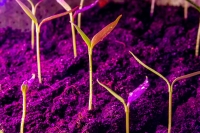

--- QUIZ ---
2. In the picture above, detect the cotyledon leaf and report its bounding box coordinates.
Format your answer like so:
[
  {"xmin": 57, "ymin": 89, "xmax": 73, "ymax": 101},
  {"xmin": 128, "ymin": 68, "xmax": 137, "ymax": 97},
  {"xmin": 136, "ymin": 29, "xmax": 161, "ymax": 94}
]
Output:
[
  {"xmin": 16, "ymin": 0, "xmax": 38, "ymax": 25},
  {"xmin": 91, "ymin": 14, "xmax": 122, "ymax": 49},
  {"xmin": 72, "ymin": 23, "xmax": 91, "ymax": 47},
  {"xmin": 97, "ymin": 79, "xmax": 126, "ymax": 105},
  {"xmin": 127, "ymin": 76, "xmax": 149, "ymax": 105},
  {"xmin": 39, "ymin": 7, "xmax": 78, "ymax": 28}
]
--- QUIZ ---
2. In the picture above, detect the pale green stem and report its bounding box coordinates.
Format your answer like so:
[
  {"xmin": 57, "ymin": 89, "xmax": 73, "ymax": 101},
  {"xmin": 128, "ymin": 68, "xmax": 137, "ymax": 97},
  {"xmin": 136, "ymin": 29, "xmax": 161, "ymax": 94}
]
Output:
[
  {"xmin": 88, "ymin": 48, "xmax": 93, "ymax": 110},
  {"xmin": 78, "ymin": 0, "xmax": 84, "ymax": 28},
  {"xmin": 20, "ymin": 91, "xmax": 26, "ymax": 133},
  {"xmin": 70, "ymin": 13, "xmax": 77, "ymax": 58},
  {"xmin": 36, "ymin": 26, "xmax": 42, "ymax": 83},
  {"xmin": 31, "ymin": 22, "xmax": 35, "ymax": 49},
  {"xmin": 168, "ymin": 86, "xmax": 172, "ymax": 133},
  {"xmin": 195, "ymin": 17, "xmax": 200, "ymax": 57},
  {"xmin": 125, "ymin": 105, "xmax": 130, "ymax": 133}
]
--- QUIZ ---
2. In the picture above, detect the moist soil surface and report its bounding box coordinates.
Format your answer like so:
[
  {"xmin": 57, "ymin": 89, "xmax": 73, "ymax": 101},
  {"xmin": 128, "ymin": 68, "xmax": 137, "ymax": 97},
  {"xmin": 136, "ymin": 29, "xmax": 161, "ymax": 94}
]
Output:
[{"xmin": 1, "ymin": 1, "xmax": 200, "ymax": 133}]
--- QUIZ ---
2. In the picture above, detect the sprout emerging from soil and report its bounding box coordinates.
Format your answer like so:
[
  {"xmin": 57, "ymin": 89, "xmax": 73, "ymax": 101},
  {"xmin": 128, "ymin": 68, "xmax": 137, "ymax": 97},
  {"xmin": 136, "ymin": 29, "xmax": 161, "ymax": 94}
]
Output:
[
  {"xmin": 186, "ymin": 0, "xmax": 200, "ymax": 56},
  {"xmin": 27, "ymin": 0, "xmax": 43, "ymax": 49},
  {"xmin": 16, "ymin": 0, "xmax": 77, "ymax": 83},
  {"xmin": 20, "ymin": 74, "xmax": 35, "ymax": 133},
  {"xmin": 57, "ymin": 0, "xmax": 78, "ymax": 58},
  {"xmin": 129, "ymin": 51, "xmax": 200, "ymax": 133},
  {"xmin": 72, "ymin": 15, "xmax": 122, "ymax": 110},
  {"xmin": 97, "ymin": 77, "xmax": 149, "ymax": 133}
]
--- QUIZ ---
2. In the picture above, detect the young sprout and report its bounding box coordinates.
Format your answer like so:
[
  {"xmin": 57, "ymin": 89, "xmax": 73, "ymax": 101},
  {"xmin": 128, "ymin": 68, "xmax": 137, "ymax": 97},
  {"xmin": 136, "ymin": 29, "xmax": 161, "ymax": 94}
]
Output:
[
  {"xmin": 27, "ymin": 0, "xmax": 43, "ymax": 49},
  {"xmin": 97, "ymin": 77, "xmax": 149, "ymax": 133},
  {"xmin": 186, "ymin": 0, "xmax": 200, "ymax": 57},
  {"xmin": 56, "ymin": 0, "xmax": 78, "ymax": 58},
  {"xmin": 129, "ymin": 51, "xmax": 200, "ymax": 133},
  {"xmin": 16, "ymin": 0, "xmax": 77, "ymax": 83},
  {"xmin": 72, "ymin": 15, "xmax": 122, "ymax": 110},
  {"xmin": 20, "ymin": 74, "xmax": 35, "ymax": 133}
]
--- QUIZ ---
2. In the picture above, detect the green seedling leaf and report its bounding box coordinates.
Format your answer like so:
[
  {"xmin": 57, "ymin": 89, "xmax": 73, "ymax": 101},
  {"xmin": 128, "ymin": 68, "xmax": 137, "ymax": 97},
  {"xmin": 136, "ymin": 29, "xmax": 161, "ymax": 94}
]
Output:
[
  {"xmin": 129, "ymin": 51, "xmax": 170, "ymax": 87},
  {"xmin": 97, "ymin": 79, "xmax": 126, "ymax": 105},
  {"xmin": 186, "ymin": 0, "xmax": 200, "ymax": 12},
  {"xmin": 16, "ymin": 0, "xmax": 38, "ymax": 25},
  {"xmin": 172, "ymin": 71, "xmax": 200, "ymax": 88},
  {"xmin": 57, "ymin": 0, "xmax": 71, "ymax": 10},
  {"xmin": 39, "ymin": 7, "xmax": 78, "ymax": 28},
  {"xmin": 91, "ymin": 14, "xmax": 122, "ymax": 48},
  {"xmin": 72, "ymin": 23, "xmax": 91, "ymax": 47}
]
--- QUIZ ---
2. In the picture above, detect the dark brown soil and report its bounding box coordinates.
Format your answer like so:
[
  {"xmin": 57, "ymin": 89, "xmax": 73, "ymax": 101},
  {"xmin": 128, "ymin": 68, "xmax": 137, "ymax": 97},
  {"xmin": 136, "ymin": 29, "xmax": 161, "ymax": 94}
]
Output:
[{"xmin": 0, "ymin": 1, "xmax": 200, "ymax": 133}]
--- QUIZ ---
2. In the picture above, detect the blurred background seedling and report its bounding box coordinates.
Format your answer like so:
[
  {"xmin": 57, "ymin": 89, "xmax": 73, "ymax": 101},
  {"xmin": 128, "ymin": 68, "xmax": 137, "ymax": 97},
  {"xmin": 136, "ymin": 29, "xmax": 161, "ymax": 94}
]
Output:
[
  {"xmin": 20, "ymin": 74, "xmax": 35, "ymax": 133},
  {"xmin": 150, "ymin": 0, "xmax": 189, "ymax": 19},
  {"xmin": 57, "ymin": 0, "xmax": 78, "ymax": 58},
  {"xmin": 16, "ymin": 0, "xmax": 77, "ymax": 83},
  {"xmin": 97, "ymin": 76, "xmax": 149, "ymax": 133},
  {"xmin": 27, "ymin": 0, "xmax": 43, "ymax": 49},
  {"xmin": 129, "ymin": 51, "xmax": 200, "ymax": 133},
  {"xmin": 72, "ymin": 14, "xmax": 122, "ymax": 110}
]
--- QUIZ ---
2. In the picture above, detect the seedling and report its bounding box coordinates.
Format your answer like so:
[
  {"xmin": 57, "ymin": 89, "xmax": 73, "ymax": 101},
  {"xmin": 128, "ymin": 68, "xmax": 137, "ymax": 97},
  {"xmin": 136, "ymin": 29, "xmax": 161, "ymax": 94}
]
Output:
[
  {"xmin": 16, "ymin": 0, "xmax": 77, "ymax": 83},
  {"xmin": 57, "ymin": 0, "xmax": 78, "ymax": 58},
  {"xmin": 129, "ymin": 51, "xmax": 200, "ymax": 133},
  {"xmin": 186, "ymin": 0, "xmax": 200, "ymax": 56},
  {"xmin": 97, "ymin": 76, "xmax": 149, "ymax": 133},
  {"xmin": 20, "ymin": 74, "xmax": 35, "ymax": 133},
  {"xmin": 72, "ymin": 15, "xmax": 122, "ymax": 110},
  {"xmin": 27, "ymin": 0, "xmax": 43, "ymax": 49}
]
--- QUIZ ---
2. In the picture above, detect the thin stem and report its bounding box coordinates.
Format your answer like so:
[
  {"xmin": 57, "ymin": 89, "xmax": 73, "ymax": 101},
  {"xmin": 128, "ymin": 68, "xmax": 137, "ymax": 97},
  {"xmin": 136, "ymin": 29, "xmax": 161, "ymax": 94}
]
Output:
[
  {"xmin": 36, "ymin": 26, "xmax": 42, "ymax": 83},
  {"xmin": 168, "ymin": 87, "xmax": 172, "ymax": 133},
  {"xmin": 78, "ymin": 0, "xmax": 84, "ymax": 28},
  {"xmin": 20, "ymin": 91, "xmax": 26, "ymax": 133},
  {"xmin": 70, "ymin": 13, "xmax": 77, "ymax": 58},
  {"xmin": 88, "ymin": 48, "xmax": 93, "ymax": 110},
  {"xmin": 125, "ymin": 105, "xmax": 130, "ymax": 133},
  {"xmin": 184, "ymin": 1, "xmax": 188, "ymax": 19},
  {"xmin": 195, "ymin": 17, "xmax": 200, "ymax": 57},
  {"xmin": 31, "ymin": 21, "xmax": 35, "ymax": 49}
]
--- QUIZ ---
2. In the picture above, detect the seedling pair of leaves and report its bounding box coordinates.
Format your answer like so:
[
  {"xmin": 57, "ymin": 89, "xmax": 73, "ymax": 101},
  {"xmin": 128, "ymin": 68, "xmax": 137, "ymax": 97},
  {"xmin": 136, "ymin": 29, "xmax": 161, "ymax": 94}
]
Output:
[
  {"xmin": 57, "ymin": 0, "xmax": 99, "ymax": 57},
  {"xmin": 129, "ymin": 51, "xmax": 200, "ymax": 133},
  {"xmin": 72, "ymin": 15, "xmax": 122, "ymax": 110},
  {"xmin": 97, "ymin": 76, "xmax": 149, "ymax": 133},
  {"xmin": 20, "ymin": 74, "xmax": 35, "ymax": 133},
  {"xmin": 16, "ymin": 0, "xmax": 77, "ymax": 83}
]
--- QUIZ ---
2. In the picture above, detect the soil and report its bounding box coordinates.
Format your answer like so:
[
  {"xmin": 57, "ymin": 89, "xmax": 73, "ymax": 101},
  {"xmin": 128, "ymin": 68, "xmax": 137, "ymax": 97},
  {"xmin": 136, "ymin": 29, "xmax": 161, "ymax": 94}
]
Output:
[{"xmin": 0, "ymin": 0, "xmax": 200, "ymax": 133}]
